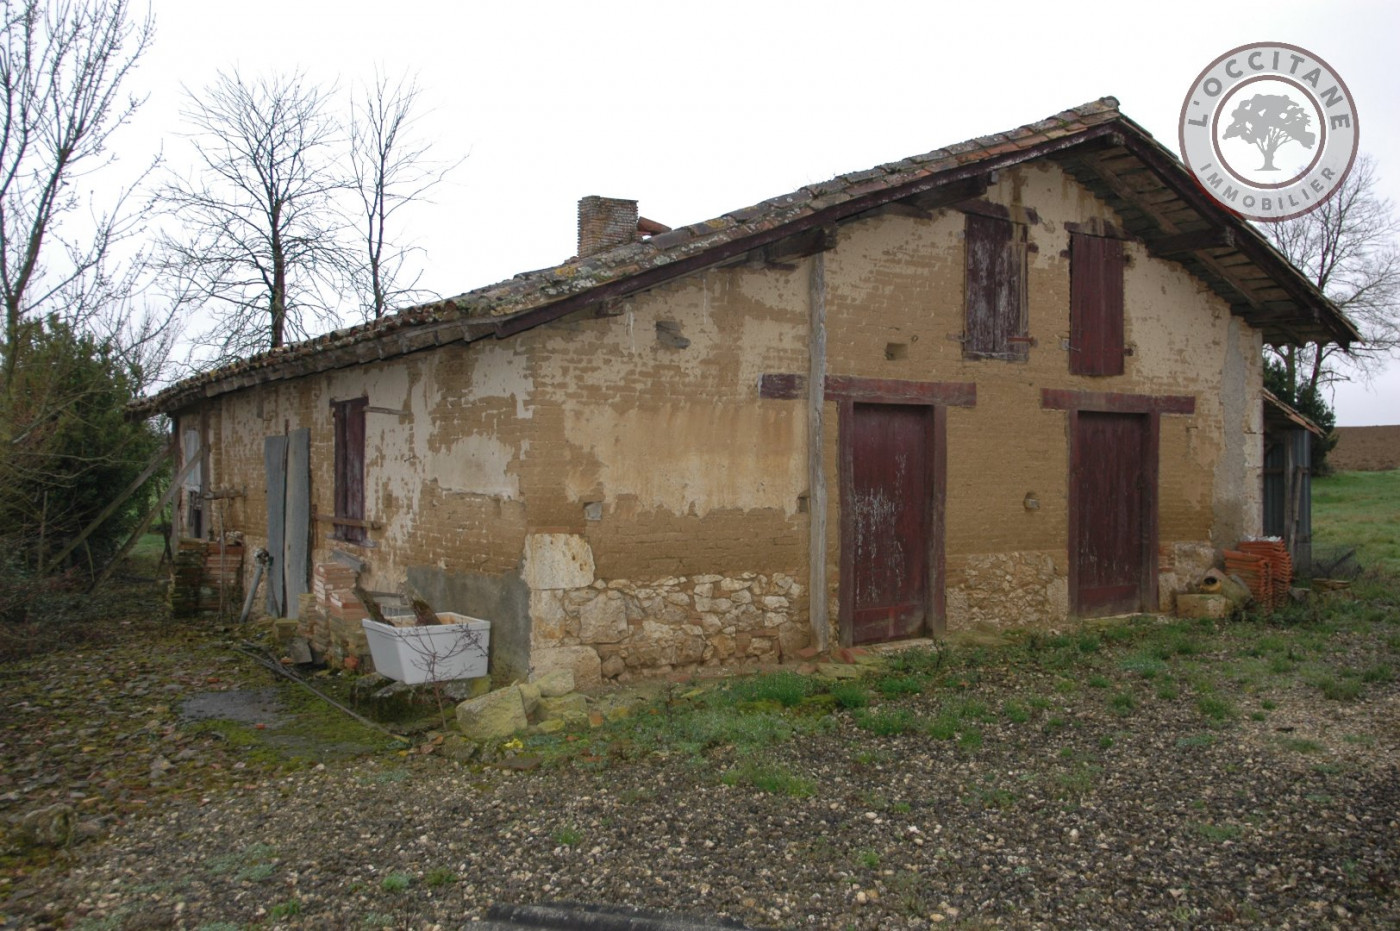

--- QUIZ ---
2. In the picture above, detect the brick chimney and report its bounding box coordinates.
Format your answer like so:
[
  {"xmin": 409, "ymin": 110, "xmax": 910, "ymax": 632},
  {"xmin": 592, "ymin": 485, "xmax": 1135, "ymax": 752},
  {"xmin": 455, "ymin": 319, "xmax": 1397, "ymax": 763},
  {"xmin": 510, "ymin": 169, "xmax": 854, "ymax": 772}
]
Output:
[{"xmin": 577, "ymin": 196, "xmax": 639, "ymax": 258}]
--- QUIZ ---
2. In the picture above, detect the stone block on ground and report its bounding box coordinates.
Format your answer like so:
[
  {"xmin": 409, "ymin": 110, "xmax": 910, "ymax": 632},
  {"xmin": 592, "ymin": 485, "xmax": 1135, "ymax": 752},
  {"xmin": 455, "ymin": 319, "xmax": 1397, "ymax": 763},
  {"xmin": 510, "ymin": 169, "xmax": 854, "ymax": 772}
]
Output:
[
  {"xmin": 518, "ymin": 680, "xmax": 541, "ymax": 717},
  {"xmin": 456, "ymin": 686, "xmax": 528, "ymax": 740},
  {"xmin": 538, "ymin": 692, "xmax": 590, "ymax": 726},
  {"xmin": 814, "ymin": 662, "xmax": 864, "ymax": 680},
  {"xmin": 1176, "ymin": 593, "xmax": 1230, "ymax": 619}
]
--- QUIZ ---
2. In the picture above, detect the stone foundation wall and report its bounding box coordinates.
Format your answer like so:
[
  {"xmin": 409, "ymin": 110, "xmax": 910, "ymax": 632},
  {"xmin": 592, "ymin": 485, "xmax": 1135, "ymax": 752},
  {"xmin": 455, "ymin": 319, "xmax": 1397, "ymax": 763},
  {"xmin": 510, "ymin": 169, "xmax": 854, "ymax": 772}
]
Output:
[
  {"xmin": 945, "ymin": 551, "xmax": 1067, "ymax": 630},
  {"xmin": 523, "ymin": 531, "xmax": 807, "ymax": 686}
]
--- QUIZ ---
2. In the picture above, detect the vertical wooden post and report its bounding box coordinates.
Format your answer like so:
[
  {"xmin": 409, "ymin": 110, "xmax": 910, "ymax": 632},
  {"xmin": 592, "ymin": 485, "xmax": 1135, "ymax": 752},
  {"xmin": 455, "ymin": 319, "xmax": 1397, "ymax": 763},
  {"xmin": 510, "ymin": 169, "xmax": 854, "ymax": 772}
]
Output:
[{"xmin": 808, "ymin": 252, "xmax": 829, "ymax": 652}]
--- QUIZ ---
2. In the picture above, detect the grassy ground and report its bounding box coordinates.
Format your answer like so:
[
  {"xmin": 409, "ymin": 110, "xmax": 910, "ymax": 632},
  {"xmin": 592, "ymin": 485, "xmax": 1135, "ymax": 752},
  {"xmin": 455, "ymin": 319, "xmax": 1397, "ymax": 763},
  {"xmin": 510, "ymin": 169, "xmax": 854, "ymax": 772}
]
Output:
[{"xmin": 1313, "ymin": 470, "xmax": 1400, "ymax": 575}]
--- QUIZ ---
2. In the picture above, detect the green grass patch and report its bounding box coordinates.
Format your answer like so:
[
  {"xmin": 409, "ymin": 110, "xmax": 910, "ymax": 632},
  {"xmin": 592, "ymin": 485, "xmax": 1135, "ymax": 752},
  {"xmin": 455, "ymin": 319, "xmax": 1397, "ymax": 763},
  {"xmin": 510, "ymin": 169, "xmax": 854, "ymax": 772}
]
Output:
[
  {"xmin": 1279, "ymin": 737, "xmax": 1324, "ymax": 754},
  {"xmin": 853, "ymin": 708, "xmax": 917, "ymax": 736},
  {"xmin": 380, "ymin": 872, "xmax": 412, "ymax": 892},
  {"xmin": 875, "ymin": 674, "xmax": 925, "ymax": 699},
  {"xmin": 1196, "ymin": 695, "xmax": 1235, "ymax": 722},
  {"xmin": 1312, "ymin": 471, "xmax": 1400, "ymax": 575},
  {"xmin": 1120, "ymin": 652, "xmax": 1168, "ymax": 678},
  {"xmin": 722, "ymin": 759, "xmax": 815, "ymax": 797},
  {"xmin": 1191, "ymin": 822, "xmax": 1241, "ymax": 842},
  {"xmin": 727, "ymin": 670, "xmax": 816, "ymax": 707},
  {"xmin": 1001, "ymin": 700, "xmax": 1031, "ymax": 723},
  {"xmin": 1108, "ymin": 692, "xmax": 1136, "ymax": 716},
  {"xmin": 828, "ymin": 681, "xmax": 869, "ymax": 709}
]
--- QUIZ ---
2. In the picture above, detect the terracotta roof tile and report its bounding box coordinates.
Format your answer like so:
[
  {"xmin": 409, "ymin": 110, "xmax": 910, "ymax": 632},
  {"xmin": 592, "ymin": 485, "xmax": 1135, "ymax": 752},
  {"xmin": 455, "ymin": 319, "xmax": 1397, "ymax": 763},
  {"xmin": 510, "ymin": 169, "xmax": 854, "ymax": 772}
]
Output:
[{"xmin": 139, "ymin": 96, "xmax": 1343, "ymax": 413}]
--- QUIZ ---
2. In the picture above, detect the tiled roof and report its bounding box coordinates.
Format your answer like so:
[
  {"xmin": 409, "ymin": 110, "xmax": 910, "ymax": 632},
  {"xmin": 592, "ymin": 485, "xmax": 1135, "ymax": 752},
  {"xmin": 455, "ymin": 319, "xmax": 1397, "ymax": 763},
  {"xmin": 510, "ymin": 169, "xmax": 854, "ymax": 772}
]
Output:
[{"xmin": 135, "ymin": 97, "xmax": 1353, "ymax": 415}]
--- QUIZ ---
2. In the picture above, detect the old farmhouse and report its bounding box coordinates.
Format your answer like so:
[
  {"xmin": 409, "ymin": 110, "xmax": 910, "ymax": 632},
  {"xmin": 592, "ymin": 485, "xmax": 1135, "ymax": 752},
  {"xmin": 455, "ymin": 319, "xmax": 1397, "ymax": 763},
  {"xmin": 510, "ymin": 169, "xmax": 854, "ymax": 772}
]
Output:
[{"xmin": 138, "ymin": 98, "xmax": 1358, "ymax": 686}]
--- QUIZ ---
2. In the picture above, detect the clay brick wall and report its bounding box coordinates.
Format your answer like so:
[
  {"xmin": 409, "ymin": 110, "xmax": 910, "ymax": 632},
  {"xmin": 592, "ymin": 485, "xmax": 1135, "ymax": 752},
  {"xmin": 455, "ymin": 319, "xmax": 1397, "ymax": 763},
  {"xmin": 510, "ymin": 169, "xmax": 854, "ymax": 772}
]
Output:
[
  {"xmin": 577, "ymin": 196, "xmax": 638, "ymax": 258},
  {"xmin": 1331, "ymin": 425, "xmax": 1400, "ymax": 472}
]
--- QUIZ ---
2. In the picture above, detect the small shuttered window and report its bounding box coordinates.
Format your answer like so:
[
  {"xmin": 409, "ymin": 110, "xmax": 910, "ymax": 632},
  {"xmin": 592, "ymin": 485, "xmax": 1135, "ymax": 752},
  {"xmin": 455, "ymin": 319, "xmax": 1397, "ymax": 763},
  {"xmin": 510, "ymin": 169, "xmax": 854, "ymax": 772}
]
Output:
[
  {"xmin": 1070, "ymin": 233, "xmax": 1126, "ymax": 376},
  {"xmin": 963, "ymin": 213, "xmax": 1028, "ymax": 361},
  {"xmin": 332, "ymin": 398, "xmax": 367, "ymax": 544}
]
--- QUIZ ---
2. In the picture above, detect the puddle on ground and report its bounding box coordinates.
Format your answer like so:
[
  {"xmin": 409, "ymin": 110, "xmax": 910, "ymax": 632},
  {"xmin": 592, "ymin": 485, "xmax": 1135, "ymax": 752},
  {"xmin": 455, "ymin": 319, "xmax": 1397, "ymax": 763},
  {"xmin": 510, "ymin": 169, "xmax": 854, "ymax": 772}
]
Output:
[{"xmin": 180, "ymin": 689, "xmax": 286, "ymax": 727}]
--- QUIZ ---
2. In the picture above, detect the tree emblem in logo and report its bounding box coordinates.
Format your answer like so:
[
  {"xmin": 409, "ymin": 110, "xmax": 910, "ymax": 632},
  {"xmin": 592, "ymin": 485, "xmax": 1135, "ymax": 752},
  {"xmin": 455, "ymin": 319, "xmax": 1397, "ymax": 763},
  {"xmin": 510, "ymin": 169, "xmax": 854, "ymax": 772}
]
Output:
[
  {"xmin": 1179, "ymin": 43, "xmax": 1359, "ymax": 222},
  {"xmin": 1222, "ymin": 94, "xmax": 1316, "ymax": 171}
]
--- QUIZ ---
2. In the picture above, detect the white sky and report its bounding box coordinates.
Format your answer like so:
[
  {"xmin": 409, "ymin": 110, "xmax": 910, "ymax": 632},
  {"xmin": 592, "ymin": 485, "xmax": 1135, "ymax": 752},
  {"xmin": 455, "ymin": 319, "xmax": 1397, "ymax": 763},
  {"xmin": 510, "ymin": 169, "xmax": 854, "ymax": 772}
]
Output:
[{"xmin": 123, "ymin": 0, "xmax": 1399, "ymax": 424}]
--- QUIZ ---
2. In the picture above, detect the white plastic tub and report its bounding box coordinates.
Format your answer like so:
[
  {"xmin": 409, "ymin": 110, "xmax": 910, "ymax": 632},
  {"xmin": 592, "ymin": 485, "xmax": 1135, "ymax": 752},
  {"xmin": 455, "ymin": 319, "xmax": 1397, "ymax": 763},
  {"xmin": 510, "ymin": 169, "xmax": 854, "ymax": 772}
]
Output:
[{"xmin": 361, "ymin": 613, "xmax": 490, "ymax": 684}]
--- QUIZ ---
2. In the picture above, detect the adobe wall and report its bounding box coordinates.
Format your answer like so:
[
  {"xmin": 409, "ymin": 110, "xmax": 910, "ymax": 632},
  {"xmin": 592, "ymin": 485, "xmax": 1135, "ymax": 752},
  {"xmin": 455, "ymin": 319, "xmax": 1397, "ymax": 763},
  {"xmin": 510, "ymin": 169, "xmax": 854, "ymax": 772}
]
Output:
[{"xmin": 177, "ymin": 160, "xmax": 1267, "ymax": 684}]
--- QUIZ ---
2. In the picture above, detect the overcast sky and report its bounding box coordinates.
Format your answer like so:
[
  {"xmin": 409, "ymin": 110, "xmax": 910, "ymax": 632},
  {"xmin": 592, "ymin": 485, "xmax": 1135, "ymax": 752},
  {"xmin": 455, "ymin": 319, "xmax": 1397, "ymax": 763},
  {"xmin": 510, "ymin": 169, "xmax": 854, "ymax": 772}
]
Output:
[{"xmin": 125, "ymin": 0, "xmax": 1399, "ymax": 424}]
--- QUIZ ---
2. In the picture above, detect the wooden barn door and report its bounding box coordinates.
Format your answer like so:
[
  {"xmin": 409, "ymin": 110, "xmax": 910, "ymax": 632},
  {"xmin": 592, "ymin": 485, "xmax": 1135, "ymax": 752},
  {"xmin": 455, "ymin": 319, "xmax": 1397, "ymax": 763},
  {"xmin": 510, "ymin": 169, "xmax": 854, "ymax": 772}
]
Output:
[
  {"xmin": 845, "ymin": 403, "xmax": 934, "ymax": 644},
  {"xmin": 1072, "ymin": 412, "xmax": 1152, "ymax": 617},
  {"xmin": 263, "ymin": 428, "xmax": 311, "ymax": 618}
]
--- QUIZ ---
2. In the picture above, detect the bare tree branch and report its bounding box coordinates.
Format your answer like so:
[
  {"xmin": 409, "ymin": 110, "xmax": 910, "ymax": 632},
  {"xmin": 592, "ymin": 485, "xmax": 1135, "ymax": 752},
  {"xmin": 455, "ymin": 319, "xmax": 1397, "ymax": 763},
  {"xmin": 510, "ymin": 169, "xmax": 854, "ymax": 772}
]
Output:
[
  {"xmin": 158, "ymin": 70, "xmax": 353, "ymax": 363},
  {"xmin": 347, "ymin": 69, "xmax": 462, "ymax": 319},
  {"xmin": 1262, "ymin": 154, "xmax": 1400, "ymax": 394},
  {"xmin": 0, "ymin": 0, "xmax": 156, "ymax": 389}
]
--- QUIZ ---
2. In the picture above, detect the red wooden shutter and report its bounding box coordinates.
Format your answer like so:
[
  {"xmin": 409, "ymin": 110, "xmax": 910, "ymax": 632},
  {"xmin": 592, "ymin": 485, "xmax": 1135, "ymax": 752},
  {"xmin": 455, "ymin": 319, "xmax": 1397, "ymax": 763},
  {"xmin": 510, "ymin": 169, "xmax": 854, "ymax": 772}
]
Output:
[
  {"xmin": 333, "ymin": 398, "xmax": 367, "ymax": 543},
  {"xmin": 964, "ymin": 214, "xmax": 1026, "ymax": 360},
  {"xmin": 1070, "ymin": 233, "xmax": 1125, "ymax": 376}
]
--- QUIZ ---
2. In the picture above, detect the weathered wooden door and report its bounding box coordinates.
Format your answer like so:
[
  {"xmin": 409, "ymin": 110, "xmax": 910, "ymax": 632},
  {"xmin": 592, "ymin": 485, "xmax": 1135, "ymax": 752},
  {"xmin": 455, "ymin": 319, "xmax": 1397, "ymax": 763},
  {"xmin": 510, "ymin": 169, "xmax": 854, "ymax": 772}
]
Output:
[
  {"xmin": 264, "ymin": 428, "xmax": 311, "ymax": 618},
  {"xmin": 848, "ymin": 403, "xmax": 932, "ymax": 644},
  {"xmin": 1073, "ymin": 412, "xmax": 1149, "ymax": 617}
]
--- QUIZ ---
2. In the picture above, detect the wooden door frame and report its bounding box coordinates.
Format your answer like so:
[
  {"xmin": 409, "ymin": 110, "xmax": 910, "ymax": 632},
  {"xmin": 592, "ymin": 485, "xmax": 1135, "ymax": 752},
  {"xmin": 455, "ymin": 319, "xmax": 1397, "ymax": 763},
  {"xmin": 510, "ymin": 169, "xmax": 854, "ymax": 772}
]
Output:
[
  {"xmin": 1042, "ymin": 389, "xmax": 1195, "ymax": 618},
  {"xmin": 831, "ymin": 377, "xmax": 975, "ymax": 647}
]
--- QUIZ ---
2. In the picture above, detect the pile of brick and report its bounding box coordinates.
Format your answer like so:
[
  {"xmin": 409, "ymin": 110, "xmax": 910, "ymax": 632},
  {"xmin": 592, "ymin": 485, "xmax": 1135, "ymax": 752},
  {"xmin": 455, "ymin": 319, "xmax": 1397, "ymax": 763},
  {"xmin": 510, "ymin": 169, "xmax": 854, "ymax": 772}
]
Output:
[
  {"xmin": 299, "ymin": 561, "xmax": 370, "ymax": 669},
  {"xmin": 170, "ymin": 539, "xmax": 244, "ymax": 618},
  {"xmin": 1224, "ymin": 539, "xmax": 1293, "ymax": 610}
]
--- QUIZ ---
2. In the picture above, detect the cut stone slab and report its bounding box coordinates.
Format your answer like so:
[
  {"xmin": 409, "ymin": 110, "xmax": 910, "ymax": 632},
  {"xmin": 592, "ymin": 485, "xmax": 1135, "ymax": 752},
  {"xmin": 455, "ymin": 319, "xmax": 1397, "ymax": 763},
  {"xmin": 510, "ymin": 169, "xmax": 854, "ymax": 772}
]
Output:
[
  {"xmin": 456, "ymin": 686, "xmax": 528, "ymax": 740},
  {"xmin": 518, "ymin": 681, "xmax": 541, "ymax": 717},
  {"xmin": 814, "ymin": 663, "xmax": 864, "ymax": 680},
  {"xmin": 1176, "ymin": 593, "xmax": 1230, "ymax": 619},
  {"xmin": 533, "ymin": 668, "xmax": 575, "ymax": 697}
]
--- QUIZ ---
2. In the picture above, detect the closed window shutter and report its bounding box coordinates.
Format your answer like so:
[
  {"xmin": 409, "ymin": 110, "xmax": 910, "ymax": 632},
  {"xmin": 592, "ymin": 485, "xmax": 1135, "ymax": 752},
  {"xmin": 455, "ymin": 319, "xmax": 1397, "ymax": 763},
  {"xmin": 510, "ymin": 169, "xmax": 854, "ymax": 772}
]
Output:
[
  {"xmin": 333, "ymin": 398, "xmax": 368, "ymax": 543},
  {"xmin": 1070, "ymin": 233, "xmax": 1125, "ymax": 376},
  {"xmin": 964, "ymin": 214, "xmax": 1027, "ymax": 360}
]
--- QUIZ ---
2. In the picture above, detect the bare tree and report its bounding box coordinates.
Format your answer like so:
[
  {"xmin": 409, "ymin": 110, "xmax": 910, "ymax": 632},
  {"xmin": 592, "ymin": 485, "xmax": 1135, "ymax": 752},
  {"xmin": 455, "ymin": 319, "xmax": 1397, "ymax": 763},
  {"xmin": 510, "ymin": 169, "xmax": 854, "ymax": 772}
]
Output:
[
  {"xmin": 347, "ymin": 71, "xmax": 460, "ymax": 319},
  {"xmin": 1263, "ymin": 155, "xmax": 1400, "ymax": 395},
  {"xmin": 0, "ymin": 0, "xmax": 155, "ymax": 392},
  {"xmin": 160, "ymin": 70, "xmax": 351, "ymax": 361}
]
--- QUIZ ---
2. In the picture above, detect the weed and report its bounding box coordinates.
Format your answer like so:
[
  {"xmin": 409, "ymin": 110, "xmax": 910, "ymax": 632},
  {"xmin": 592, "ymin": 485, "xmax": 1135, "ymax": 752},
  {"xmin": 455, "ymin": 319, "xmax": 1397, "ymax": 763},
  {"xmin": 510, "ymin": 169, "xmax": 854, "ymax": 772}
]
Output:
[
  {"xmin": 957, "ymin": 727, "xmax": 983, "ymax": 751},
  {"xmin": 1155, "ymin": 681, "xmax": 1180, "ymax": 700},
  {"xmin": 926, "ymin": 716, "xmax": 958, "ymax": 741},
  {"xmin": 722, "ymin": 759, "xmax": 815, "ymax": 797},
  {"xmin": 728, "ymin": 670, "xmax": 815, "ymax": 707},
  {"xmin": 1044, "ymin": 715, "xmax": 1068, "ymax": 732},
  {"xmin": 206, "ymin": 842, "xmax": 276, "ymax": 877},
  {"xmin": 1196, "ymin": 696, "xmax": 1234, "ymax": 722},
  {"xmin": 380, "ymin": 872, "xmax": 412, "ymax": 892},
  {"xmin": 1249, "ymin": 711, "xmax": 1266, "ymax": 721},
  {"xmin": 1362, "ymin": 663, "xmax": 1394, "ymax": 684},
  {"xmin": 1176, "ymin": 734, "xmax": 1216, "ymax": 749},
  {"xmin": 829, "ymin": 681, "xmax": 869, "ymax": 709},
  {"xmin": 1077, "ymin": 634, "xmax": 1102, "ymax": 654},
  {"xmin": 1191, "ymin": 822, "xmax": 1241, "ymax": 842},
  {"xmin": 554, "ymin": 826, "xmax": 583, "ymax": 846},
  {"xmin": 1087, "ymin": 674, "xmax": 1110, "ymax": 689},
  {"xmin": 1001, "ymin": 700, "xmax": 1030, "ymax": 723},
  {"xmin": 852, "ymin": 748, "xmax": 893, "ymax": 766},
  {"xmin": 1342, "ymin": 733, "xmax": 1376, "ymax": 747},
  {"xmin": 1279, "ymin": 737, "xmax": 1323, "ymax": 754},
  {"xmin": 856, "ymin": 848, "xmax": 881, "ymax": 869},
  {"xmin": 876, "ymin": 674, "xmax": 924, "ymax": 699},
  {"xmin": 424, "ymin": 868, "xmax": 456, "ymax": 887},
  {"xmin": 1314, "ymin": 675, "xmax": 1364, "ymax": 702},
  {"xmin": 1260, "ymin": 699, "xmax": 1278, "ymax": 710},
  {"xmin": 268, "ymin": 899, "xmax": 303, "ymax": 918},
  {"xmin": 1026, "ymin": 695, "xmax": 1053, "ymax": 710},
  {"xmin": 1053, "ymin": 762, "xmax": 1100, "ymax": 798},
  {"xmin": 1098, "ymin": 735, "xmax": 1114, "ymax": 750},
  {"xmin": 891, "ymin": 800, "xmax": 912, "ymax": 814},
  {"xmin": 969, "ymin": 781, "xmax": 1017, "ymax": 809},
  {"xmin": 236, "ymin": 862, "xmax": 274, "ymax": 883},
  {"xmin": 1120, "ymin": 653, "xmax": 1167, "ymax": 678},
  {"xmin": 1108, "ymin": 692, "xmax": 1136, "ymax": 716},
  {"xmin": 854, "ymin": 708, "xmax": 916, "ymax": 736}
]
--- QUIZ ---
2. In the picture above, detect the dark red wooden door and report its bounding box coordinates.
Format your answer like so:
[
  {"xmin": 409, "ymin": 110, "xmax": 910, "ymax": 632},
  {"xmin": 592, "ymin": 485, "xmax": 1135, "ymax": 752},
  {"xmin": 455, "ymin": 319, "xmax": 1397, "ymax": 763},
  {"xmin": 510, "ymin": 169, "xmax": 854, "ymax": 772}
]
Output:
[
  {"xmin": 1073, "ymin": 412, "xmax": 1148, "ymax": 616},
  {"xmin": 849, "ymin": 403, "xmax": 931, "ymax": 644}
]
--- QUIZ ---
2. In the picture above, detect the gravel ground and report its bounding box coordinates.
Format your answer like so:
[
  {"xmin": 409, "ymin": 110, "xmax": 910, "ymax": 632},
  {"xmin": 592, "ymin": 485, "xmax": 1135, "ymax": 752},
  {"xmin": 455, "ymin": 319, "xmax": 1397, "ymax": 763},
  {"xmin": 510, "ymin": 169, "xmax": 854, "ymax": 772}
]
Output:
[{"xmin": 3, "ymin": 592, "xmax": 1399, "ymax": 930}]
